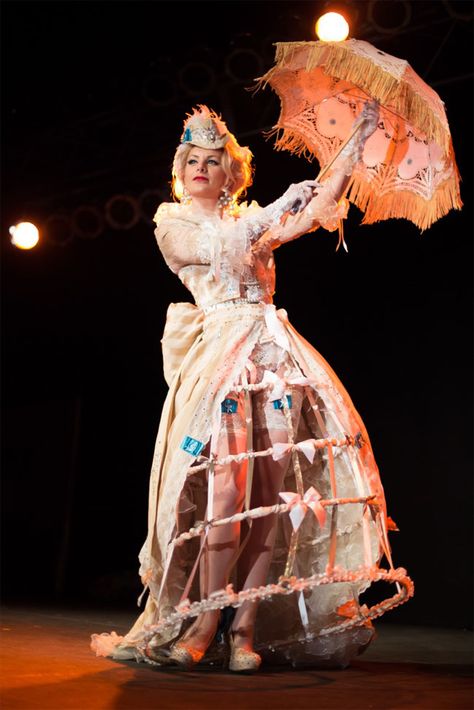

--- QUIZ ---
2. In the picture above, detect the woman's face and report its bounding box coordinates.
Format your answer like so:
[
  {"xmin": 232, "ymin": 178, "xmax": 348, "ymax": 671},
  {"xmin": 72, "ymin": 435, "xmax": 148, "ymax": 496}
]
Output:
[{"xmin": 182, "ymin": 147, "xmax": 228, "ymax": 202}]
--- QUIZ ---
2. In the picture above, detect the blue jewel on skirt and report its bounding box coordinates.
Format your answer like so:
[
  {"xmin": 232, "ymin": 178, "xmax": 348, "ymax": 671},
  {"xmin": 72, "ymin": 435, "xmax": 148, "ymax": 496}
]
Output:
[
  {"xmin": 180, "ymin": 435, "xmax": 204, "ymax": 456},
  {"xmin": 221, "ymin": 398, "xmax": 238, "ymax": 414},
  {"xmin": 272, "ymin": 395, "xmax": 292, "ymax": 410}
]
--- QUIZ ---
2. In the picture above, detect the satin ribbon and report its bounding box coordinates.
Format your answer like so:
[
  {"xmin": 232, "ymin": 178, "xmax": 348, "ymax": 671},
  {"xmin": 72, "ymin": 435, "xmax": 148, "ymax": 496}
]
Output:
[
  {"xmin": 279, "ymin": 486, "xmax": 326, "ymax": 530},
  {"xmin": 180, "ymin": 457, "xmax": 216, "ymax": 605},
  {"xmin": 245, "ymin": 360, "xmax": 258, "ymax": 385},
  {"xmin": 272, "ymin": 439, "xmax": 317, "ymax": 464},
  {"xmin": 264, "ymin": 304, "xmax": 290, "ymax": 352},
  {"xmin": 210, "ymin": 406, "xmax": 222, "ymax": 457},
  {"xmin": 261, "ymin": 370, "xmax": 321, "ymax": 402}
]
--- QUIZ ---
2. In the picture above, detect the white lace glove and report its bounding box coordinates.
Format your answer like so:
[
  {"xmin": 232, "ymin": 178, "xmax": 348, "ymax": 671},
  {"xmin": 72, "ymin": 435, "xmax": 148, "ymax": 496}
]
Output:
[
  {"xmin": 338, "ymin": 100, "xmax": 380, "ymax": 175},
  {"xmin": 241, "ymin": 179, "xmax": 320, "ymax": 242},
  {"xmin": 274, "ymin": 179, "xmax": 321, "ymax": 216},
  {"xmin": 358, "ymin": 100, "xmax": 380, "ymax": 142}
]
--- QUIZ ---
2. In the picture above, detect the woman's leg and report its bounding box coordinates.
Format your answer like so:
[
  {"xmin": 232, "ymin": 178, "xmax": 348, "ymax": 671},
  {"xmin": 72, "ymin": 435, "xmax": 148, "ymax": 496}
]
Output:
[
  {"xmin": 231, "ymin": 386, "xmax": 303, "ymax": 651},
  {"xmin": 176, "ymin": 391, "xmax": 248, "ymax": 654}
]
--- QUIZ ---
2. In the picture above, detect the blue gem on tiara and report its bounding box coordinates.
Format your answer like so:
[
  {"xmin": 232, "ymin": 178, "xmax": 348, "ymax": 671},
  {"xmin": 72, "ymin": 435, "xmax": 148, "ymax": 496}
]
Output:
[{"xmin": 182, "ymin": 127, "xmax": 192, "ymax": 143}]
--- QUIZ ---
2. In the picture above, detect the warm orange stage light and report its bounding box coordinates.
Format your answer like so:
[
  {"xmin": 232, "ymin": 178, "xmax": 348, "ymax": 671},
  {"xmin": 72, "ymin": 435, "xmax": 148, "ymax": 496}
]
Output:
[
  {"xmin": 315, "ymin": 12, "xmax": 350, "ymax": 41},
  {"xmin": 9, "ymin": 222, "xmax": 40, "ymax": 249}
]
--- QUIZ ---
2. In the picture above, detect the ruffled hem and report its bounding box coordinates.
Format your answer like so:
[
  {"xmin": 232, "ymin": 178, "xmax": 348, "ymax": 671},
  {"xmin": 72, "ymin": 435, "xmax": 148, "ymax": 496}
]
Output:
[{"xmin": 90, "ymin": 632, "xmax": 138, "ymax": 660}]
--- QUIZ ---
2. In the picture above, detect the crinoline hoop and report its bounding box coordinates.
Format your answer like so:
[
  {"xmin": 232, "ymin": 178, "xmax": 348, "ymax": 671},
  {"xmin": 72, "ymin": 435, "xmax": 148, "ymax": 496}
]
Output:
[
  {"xmin": 135, "ymin": 347, "xmax": 413, "ymax": 663},
  {"xmin": 91, "ymin": 283, "xmax": 413, "ymax": 668}
]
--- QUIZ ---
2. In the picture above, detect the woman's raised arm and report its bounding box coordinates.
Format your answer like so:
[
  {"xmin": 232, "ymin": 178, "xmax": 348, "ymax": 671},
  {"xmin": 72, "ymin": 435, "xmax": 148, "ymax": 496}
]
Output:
[{"xmin": 253, "ymin": 101, "xmax": 380, "ymax": 250}]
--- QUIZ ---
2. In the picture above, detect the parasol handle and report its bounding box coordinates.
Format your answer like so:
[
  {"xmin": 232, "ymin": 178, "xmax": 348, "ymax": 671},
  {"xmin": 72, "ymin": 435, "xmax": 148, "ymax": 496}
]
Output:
[
  {"xmin": 315, "ymin": 116, "xmax": 365, "ymax": 182},
  {"xmin": 289, "ymin": 119, "xmax": 364, "ymax": 217}
]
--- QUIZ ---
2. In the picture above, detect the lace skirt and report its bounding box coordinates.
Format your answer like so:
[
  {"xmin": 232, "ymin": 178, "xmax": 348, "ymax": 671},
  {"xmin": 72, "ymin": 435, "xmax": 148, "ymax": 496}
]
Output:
[{"xmin": 91, "ymin": 301, "xmax": 412, "ymax": 667}]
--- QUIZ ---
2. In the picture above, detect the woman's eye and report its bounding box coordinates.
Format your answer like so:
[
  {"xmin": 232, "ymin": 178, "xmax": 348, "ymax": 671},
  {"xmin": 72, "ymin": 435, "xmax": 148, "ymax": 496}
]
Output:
[
  {"xmin": 188, "ymin": 159, "xmax": 197, "ymax": 165},
  {"xmin": 207, "ymin": 159, "xmax": 219, "ymax": 165}
]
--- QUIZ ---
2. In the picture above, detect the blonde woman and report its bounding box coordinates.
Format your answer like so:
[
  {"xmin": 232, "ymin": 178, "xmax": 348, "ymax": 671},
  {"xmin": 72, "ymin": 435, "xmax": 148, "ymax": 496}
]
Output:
[{"xmin": 92, "ymin": 103, "xmax": 398, "ymax": 673}]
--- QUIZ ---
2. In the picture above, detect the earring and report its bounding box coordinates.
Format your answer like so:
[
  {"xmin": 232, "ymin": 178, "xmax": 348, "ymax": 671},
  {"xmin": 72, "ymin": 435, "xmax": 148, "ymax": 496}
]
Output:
[
  {"xmin": 181, "ymin": 187, "xmax": 192, "ymax": 205},
  {"xmin": 218, "ymin": 188, "xmax": 233, "ymax": 209}
]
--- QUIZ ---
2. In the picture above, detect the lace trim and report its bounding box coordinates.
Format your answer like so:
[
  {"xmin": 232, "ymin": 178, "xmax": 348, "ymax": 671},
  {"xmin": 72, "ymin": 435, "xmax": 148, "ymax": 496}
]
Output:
[
  {"xmin": 239, "ymin": 181, "xmax": 318, "ymax": 242},
  {"xmin": 310, "ymin": 194, "xmax": 350, "ymax": 233},
  {"xmin": 138, "ymin": 566, "xmax": 414, "ymax": 657}
]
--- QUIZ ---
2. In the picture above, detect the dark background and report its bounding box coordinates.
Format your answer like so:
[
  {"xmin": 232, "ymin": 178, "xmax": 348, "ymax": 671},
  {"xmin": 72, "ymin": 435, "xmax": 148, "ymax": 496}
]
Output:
[{"xmin": 2, "ymin": 1, "xmax": 473, "ymax": 630}]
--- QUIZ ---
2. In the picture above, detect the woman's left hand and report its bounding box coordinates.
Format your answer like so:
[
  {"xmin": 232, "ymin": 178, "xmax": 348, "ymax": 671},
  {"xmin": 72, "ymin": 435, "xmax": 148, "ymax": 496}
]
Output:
[
  {"xmin": 358, "ymin": 100, "xmax": 380, "ymax": 143},
  {"xmin": 280, "ymin": 179, "xmax": 321, "ymax": 215}
]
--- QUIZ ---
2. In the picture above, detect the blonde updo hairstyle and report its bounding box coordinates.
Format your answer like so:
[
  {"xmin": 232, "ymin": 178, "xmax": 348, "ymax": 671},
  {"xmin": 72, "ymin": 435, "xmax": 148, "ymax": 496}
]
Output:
[{"xmin": 171, "ymin": 106, "xmax": 254, "ymax": 204}]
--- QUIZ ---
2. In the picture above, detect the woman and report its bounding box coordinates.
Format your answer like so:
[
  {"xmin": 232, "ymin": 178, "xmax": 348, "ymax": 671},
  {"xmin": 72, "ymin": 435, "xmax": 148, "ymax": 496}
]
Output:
[{"xmin": 91, "ymin": 104, "xmax": 409, "ymax": 672}]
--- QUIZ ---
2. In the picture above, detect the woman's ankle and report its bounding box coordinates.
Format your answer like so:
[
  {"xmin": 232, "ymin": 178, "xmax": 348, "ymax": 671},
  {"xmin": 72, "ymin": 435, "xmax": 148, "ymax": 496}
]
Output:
[
  {"xmin": 230, "ymin": 624, "xmax": 255, "ymax": 652},
  {"xmin": 182, "ymin": 610, "xmax": 219, "ymax": 644},
  {"xmin": 199, "ymin": 610, "xmax": 220, "ymax": 631}
]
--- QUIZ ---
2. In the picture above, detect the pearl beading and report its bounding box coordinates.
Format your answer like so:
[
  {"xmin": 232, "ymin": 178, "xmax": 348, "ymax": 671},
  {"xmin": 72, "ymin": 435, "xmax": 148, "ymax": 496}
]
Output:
[
  {"xmin": 202, "ymin": 299, "xmax": 266, "ymax": 316},
  {"xmin": 138, "ymin": 566, "xmax": 414, "ymax": 661}
]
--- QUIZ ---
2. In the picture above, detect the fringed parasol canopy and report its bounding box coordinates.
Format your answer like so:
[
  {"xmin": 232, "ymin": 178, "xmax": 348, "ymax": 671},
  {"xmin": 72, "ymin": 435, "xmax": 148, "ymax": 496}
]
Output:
[{"xmin": 256, "ymin": 40, "xmax": 462, "ymax": 231}]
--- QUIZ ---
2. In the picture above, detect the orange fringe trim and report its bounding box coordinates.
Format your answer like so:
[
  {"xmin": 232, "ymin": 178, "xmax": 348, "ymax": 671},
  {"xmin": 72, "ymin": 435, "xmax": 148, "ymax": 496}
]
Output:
[
  {"xmin": 263, "ymin": 126, "xmax": 319, "ymax": 163},
  {"xmin": 348, "ymin": 170, "xmax": 463, "ymax": 232},
  {"xmin": 265, "ymin": 126, "xmax": 462, "ymax": 231},
  {"xmin": 256, "ymin": 41, "xmax": 451, "ymax": 153}
]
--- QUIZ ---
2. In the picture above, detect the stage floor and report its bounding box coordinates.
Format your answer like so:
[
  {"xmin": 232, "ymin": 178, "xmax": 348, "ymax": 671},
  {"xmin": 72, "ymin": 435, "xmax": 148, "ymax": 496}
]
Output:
[{"xmin": 0, "ymin": 606, "xmax": 472, "ymax": 709}]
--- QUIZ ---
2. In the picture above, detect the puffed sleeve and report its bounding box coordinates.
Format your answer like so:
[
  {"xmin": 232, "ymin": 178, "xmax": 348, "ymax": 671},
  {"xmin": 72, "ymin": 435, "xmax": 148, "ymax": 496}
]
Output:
[{"xmin": 153, "ymin": 203, "xmax": 210, "ymax": 274}]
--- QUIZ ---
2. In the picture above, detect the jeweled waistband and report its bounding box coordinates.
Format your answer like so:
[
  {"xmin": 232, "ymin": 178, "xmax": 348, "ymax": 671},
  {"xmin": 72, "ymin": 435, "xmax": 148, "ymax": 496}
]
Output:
[
  {"xmin": 202, "ymin": 299, "xmax": 268, "ymax": 317},
  {"xmin": 202, "ymin": 300, "xmax": 290, "ymax": 351}
]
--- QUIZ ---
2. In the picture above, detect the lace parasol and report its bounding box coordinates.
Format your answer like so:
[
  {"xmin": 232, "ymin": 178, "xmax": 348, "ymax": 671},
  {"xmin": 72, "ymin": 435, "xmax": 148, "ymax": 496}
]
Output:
[{"xmin": 256, "ymin": 39, "xmax": 463, "ymax": 231}]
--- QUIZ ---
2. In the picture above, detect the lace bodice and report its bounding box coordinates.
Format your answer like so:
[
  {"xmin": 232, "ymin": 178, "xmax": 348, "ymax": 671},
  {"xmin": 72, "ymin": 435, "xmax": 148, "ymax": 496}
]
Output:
[{"xmin": 153, "ymin": 193, "xmax": 347, "ymax": 309}]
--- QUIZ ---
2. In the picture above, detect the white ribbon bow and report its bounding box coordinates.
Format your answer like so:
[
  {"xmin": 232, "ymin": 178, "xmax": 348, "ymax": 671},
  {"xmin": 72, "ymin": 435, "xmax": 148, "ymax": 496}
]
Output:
[
  {"xmin": 261, "ymin": 370, "xmax": 286, "ymax": 401},
  {"xmin": 272, "ymin": 439, "xmax": 317, "ymax": 464},
  {"xmin": 261, "ymin": 370, "xmax": 321, "ymax": 402},
  {"xmin": 280, "ymin": 487, "xmax": 327, "ymax": 531}
]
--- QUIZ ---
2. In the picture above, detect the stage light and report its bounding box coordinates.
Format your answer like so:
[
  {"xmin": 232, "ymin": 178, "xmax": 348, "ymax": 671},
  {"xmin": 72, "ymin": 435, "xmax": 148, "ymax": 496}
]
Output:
[
  {"xmin": 72, "ymin": 205, "xmax": 104, "ymax": 239},
  {"xmin": 178, "ymin": 61, "xmax": 216, "ymax": 97},
  {"xmin": 139, "ymin": 188, "xmax": 170, "ymax": 225},
  {"xmin": 225, "ymin": 48, "xmax": 263, "ymax": 83},
  {"xmin": 442, "ymin": 0, "xmax": 473, "ymax": 21},
  {"xmin": 225, "ymin": 32, "xmax": 264, "ymax": 84},
  {"xmin": 9, "ymin": 221, "xmax": 40, "ymax": 249},
  {"xmin": 45, "ymin": 214, "xmax": 73, "ymax": 246},
  {"xmin": 105, "ymin": 195, "xmax": 140, "ymax": 230},
  {"xmin": 315, "ymin": 11, "xmax": 350, "ymax": 41},
  {"xmin": 367, "ymin": 0, "xmax": 411, "ymax": 33}
]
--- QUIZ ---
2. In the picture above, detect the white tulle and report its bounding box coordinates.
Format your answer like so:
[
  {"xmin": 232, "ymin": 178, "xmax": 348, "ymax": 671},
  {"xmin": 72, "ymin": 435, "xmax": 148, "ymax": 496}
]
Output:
[{"xmin": 90, "ymin": 631, "xmax": 125, "ymax": 657}]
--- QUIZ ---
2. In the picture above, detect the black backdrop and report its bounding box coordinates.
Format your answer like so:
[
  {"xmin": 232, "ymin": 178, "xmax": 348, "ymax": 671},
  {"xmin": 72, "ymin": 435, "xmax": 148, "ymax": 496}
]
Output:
[{"xmin": 2, "ymin": 1, "xmax": 473, "ymax": 630}]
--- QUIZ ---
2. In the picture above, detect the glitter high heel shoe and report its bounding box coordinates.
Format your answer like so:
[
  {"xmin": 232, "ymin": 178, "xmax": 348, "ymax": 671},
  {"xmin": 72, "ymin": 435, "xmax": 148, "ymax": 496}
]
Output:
[
  {"xmin": 168, "ymin": 613, "xmax": 220, "ymax": 670},
  {"xmin": 228, "ymin": 631, "xmax": 262, "ymax": 673},
  {"xmin": 168, "ymin": 640, "xmax": 205, "ymax": 669}
]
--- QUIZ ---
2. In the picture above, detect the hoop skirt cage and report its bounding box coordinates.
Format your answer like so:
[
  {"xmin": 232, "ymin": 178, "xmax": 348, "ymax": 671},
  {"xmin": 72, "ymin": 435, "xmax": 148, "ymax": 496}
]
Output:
[{"xmin": 91, "ymin": 191, "xmax": 413, "ymax": 669}]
